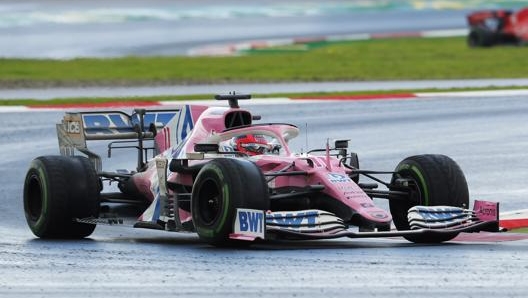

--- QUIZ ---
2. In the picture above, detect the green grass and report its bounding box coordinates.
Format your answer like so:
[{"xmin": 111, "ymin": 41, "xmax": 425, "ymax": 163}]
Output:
[
  {"xmin": 1, "ymin": 37, "xmax": 528, "ymax": 88},
  {"xmin": 509, "ymin": 227, "xmax": 528, "ymax": 233}
]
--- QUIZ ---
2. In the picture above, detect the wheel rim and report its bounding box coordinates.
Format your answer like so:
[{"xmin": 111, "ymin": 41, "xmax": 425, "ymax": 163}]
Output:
[
  {"xmin": 407, "ymin": 177, "xmax": 424, "ymax": 206},
  {"xmin": 26, "ymin": 174, "xmax": 43, "ymax": 221},
  {"xmin": 390, "ymin": 171, "xmax": 424, "ymax": 230},
  {"xmin": 197, "ymin": 178, "xmax": 222, "ymax": 225}
]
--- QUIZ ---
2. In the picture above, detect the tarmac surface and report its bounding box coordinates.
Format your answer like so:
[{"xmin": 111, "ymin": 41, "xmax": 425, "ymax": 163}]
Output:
[
  {"xmin": 1, "ymin": 1, "xmax": 528, "ymax": 297},
  {"xmin": 1, "ymin": 95, "xmax": 528, "ymax": 297},
  {"xmin": 2, "ymin": 78, "xmax": 528, "ymax": 100}
]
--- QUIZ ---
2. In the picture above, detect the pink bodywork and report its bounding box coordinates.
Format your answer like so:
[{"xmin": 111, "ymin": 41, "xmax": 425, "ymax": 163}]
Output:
[{"xmin": 136, "ymin": 105, "xmax": 392, "ymax": 226}]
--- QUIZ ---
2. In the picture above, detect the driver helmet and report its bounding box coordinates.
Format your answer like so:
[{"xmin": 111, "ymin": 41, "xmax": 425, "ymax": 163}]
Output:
[{"xmin": 233, "ymin": 134, "xmax": 273, "ymax": 156}]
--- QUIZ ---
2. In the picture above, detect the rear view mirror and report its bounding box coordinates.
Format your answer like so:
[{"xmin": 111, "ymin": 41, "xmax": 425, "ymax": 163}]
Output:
[{"xmin": 334, "ymin": 139, "xmax": 349, "ymax": 149}]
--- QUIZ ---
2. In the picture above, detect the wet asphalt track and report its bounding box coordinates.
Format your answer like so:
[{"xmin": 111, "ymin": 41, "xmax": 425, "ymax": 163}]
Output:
[{"xmin": 1, "ymin": 96, "xmax": 528, "ymax": 297}]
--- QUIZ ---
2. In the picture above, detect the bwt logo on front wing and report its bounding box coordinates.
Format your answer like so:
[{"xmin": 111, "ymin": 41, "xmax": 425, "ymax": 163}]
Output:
[
  {"xmin": 266, "ymin": 211, "xmax": 319, "ymax": 226},
  {"xmin": 234, "ymin": 209, "xmax": 265, "ymax": 239}
]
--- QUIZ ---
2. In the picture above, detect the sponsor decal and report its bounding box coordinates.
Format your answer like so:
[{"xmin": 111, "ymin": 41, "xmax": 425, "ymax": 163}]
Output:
[
  {"xmin": 344, "ymin": 190, "xmax": 366, "ymax": 201},
  {"xmin": 266, "ymin": 211, "xmax": 318, "ymax": 227},
  {"xmin": 327, "ymin": 173, "xmax": 352, "ymax": 184},
  {"xmin": 177, "ymin": 105, "xmax": 195, "ymax": 143},
  {"xmin": 137, "ymin": 112, "xmax": 178, "ymax": 130},
  {"xmin": 234, "ymin": 209, "xmax": 265, "ymax": 239},
  {"xmin": 473, "ymin": 200, "xmax": 499, "ymax": 221},
  {"xmin": 478, "ymin": 206, "xmax": 497, "ymax": 217},
  {"xmin": 369, "ymin": 211, "xmax": 389, "ymax": 219},
  {"xmin": 83, "ymin": 113, "xmax": 131, "ymax": 133},
  {"xmin": 412, "ymin": 212, "xmax": 462, "ymax": 221},
  {"xmin": 338, "ymin": 185, "xmax": 356, "ymax": 190},
  {"xmin": 82, "ymin": 112, "xmax": 178, "ymax": 134},
  {"xmin": 66, "ymin": 121, "xmax": 81, "ymax": 134}
]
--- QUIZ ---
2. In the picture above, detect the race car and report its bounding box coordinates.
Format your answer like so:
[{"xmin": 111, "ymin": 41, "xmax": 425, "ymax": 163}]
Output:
[
  {"xmin": 467, "ymin": 7, "xmax": 528, "ymax": 47},
  {"xmin": 23, "ymin": 94, "xmax": 500, "ymax": 246}
]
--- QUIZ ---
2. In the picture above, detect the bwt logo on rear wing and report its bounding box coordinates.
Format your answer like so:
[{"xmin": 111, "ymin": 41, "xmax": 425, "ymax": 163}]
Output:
[{"xmin": 56, "ymin": 105, "xmax": 207, "ymax": 171}]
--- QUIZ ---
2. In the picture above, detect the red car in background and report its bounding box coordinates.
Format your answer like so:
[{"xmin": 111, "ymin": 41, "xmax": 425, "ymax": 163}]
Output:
[{"xmin": 467, "ymin": 7, "xmax": 528, "ymax": 47}]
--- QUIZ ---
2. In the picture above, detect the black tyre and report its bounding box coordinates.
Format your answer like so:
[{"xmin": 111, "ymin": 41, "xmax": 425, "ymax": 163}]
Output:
[
  {"xmin": 191, "ymin": 158, "xmax": 269, "ymax": 246},
  {"xmin": 389, "ymin": 154, "xmax": 469, "ymax": 243},
  {"xmin": 468, "ymin": 28, "xmax": 495, "ymax": 47},
  {"xmin": 23, "ymin": 156, "xmax": 100, "ymax": 238}
]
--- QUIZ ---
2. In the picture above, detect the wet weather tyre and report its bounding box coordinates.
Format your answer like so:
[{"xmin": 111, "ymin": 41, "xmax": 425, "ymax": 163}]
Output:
[
  {"xmin": 389, "ymin": 154, "xmax": 469, "ymax": 243},
  {"xmin": 468, "ymin": 28, "xmax": 495, "ymax": 47},
  {"xmin": 191, "ymin": 158, "xmax": 269, "ymax": 246},
  {"xmin": 23, "ymin": 156, "xmax": 100, "ymax": 238}
]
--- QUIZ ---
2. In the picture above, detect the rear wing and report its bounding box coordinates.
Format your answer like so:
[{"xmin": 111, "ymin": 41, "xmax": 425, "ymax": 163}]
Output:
[{"xmin": 56, "ymin": 105, "xmax": 208, "ymax": 171}]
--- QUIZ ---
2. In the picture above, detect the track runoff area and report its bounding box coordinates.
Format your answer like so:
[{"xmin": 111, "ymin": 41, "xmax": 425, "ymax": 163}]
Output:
[{"xmin": 4, "ymin": 88, "xmax": 528, "ymax": 111}]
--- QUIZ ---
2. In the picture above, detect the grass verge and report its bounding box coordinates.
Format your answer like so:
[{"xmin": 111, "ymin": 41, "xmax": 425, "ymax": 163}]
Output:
[
  {"xmin": 1, "ymin": 36, "xmax": 528, "ymax": 88},
  {"xmin": 509, "ymin": 227, "xmax": 528, "ymax": 233}
]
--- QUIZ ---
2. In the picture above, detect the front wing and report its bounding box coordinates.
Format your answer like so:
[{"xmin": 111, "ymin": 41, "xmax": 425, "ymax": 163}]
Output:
[{"xmin": 230, "ymin": 200, "xmax": 500, "ymax": 241}]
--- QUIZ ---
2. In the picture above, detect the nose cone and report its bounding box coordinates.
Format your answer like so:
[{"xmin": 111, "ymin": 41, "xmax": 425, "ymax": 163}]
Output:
[{"xmin": 356, "ymin": 206, "xmax": 393, "ymax": 231}]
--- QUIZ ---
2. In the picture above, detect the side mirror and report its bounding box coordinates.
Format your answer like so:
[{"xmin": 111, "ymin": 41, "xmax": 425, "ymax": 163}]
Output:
[{"xmin": 334, "ymin": 139, "xmax": 349, "ymax": 149}]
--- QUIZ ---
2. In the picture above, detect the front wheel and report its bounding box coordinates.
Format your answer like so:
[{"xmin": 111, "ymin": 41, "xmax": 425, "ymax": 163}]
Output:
[
  {"xmin": 23, "ymin": 156, "xmax": 100, "ymax": 238},
  {"xmin": 191, "ymin": 158, "xmax": 269, "ymax": 246},
  {"xmin": 389, "ymin": 154, "xmax": 469, "ymax": 243}
]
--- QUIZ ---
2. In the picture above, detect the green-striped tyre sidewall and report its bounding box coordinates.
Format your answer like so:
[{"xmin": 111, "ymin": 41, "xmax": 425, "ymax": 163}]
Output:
[
  {"xmin": 191, "ymin": 158, "xmax": 269, "ymax": 246},
  {"xmin": 23, "ymin": 156, "xmax": 100, "ymax": 238},
  {"xmin": 389, "ymin": 154, "xmax": 469, "ymax": 243}
]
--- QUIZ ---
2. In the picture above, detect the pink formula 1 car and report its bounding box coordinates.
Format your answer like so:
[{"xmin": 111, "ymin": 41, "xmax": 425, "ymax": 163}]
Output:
[
  {"xmin": 467, "ymin": 7, "xmax": 528, "ymax": 47},
  {"xmin": 23, "ymin": 94, "xmax": 499, "ymax": 246}
]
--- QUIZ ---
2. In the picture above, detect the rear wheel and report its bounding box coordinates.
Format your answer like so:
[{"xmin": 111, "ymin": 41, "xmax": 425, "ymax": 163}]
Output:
[
  {"xmin": 389, "ymin": 154, "xmax": 469, "ymax": 243},
  {"xmin": 468, "ymin": 28, "xmax": 495, "ymax": 47},
  {"xmin": 191, "ymin": 158, "xmax": 269, "ymax": 246},
  {"xmin": 23, "ymin": 156, "xmax": 100, "ymax": 238}
]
